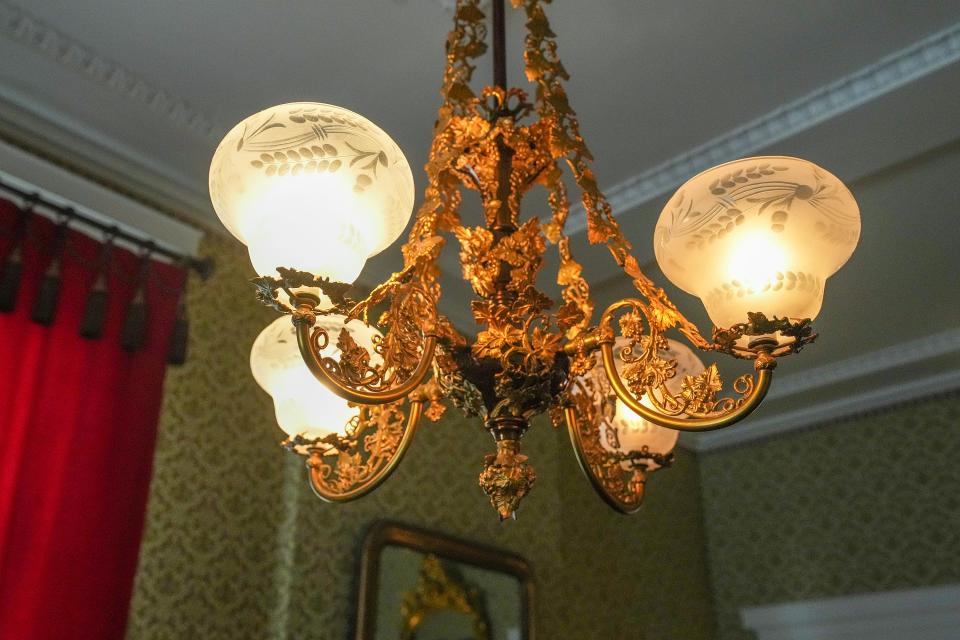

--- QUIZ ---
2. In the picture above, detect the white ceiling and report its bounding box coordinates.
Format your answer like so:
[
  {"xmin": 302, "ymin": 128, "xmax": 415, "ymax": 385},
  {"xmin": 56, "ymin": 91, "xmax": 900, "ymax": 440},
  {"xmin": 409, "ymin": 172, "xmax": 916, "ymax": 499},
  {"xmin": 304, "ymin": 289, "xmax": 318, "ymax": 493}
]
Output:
[{"xmin": 0, "ymin": 0, "xmax": 958, "ymax": 449}]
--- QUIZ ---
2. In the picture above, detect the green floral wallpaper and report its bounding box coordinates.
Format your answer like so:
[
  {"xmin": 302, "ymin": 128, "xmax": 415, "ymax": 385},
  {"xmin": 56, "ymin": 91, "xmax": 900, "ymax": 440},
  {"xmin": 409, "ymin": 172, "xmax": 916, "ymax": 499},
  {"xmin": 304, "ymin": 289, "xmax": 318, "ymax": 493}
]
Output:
[
  {"xmin": 126, "ymin": 236, "xmax": 717, "ymax": 640},
  {"xmin": 699, "ymin": 393, "xmax": 960, "ymax": 640}
]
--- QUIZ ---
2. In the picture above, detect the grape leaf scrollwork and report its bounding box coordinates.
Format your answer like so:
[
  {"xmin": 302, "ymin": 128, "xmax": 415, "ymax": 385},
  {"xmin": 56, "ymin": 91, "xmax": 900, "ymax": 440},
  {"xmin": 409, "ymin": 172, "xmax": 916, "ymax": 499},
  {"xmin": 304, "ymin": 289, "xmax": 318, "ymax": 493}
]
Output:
[
  {"xmin": 596, "ymin": 298, "xmax": 770, "ymax": 428},
  {"xmin": 297, "ymin": 389, "xmax": 442, "ymax": 502},
  {"xmin": 564, "ymin": 376, "xmax": 665, "ymax": 514}
]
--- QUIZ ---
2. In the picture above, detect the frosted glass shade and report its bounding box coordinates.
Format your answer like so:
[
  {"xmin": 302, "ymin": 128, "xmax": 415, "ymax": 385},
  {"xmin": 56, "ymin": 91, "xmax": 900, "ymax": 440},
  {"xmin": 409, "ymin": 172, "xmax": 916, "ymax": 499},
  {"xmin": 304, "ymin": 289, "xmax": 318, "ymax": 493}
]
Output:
[
  {"xmin": 598, "ymin": 338, "xmax": 704, "ymax": 468},
  {"xmin": 654, "ymin": 156, "xmax": 860, "ymax": 328},
  {"xmin": 250, "ymin": 314, "xmax": 383, "ymax": 441},
  {"xmin": 210, "ymin": 102, "xmax": 415, "ymax": 284}
]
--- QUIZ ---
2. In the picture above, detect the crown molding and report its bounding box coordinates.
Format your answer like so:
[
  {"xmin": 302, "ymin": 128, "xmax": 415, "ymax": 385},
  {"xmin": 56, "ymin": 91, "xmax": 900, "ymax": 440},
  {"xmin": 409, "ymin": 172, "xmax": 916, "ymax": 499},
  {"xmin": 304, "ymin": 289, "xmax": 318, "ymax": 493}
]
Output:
[
  {"xmin": 684, "ymin": 368, "xmax": 960, "ymax": 454},
  {"xmin": 0, "ymin": 1, "xmax": 222, "ymax": 227},
  {"xmin": 0, "ymin": 1, "xmax": 220, "ymax": 142},
  {"xmin": 567, "ymin": 22, "xmax": 960, "ymax": 235},
  {"xmin": 0, "ymin": 138, "xmax": 203, "ymax": 257},
  {"xmin": 0, "ymin": 88, "xmax": 218, "ymax": 229},
  {"xmin": 765, "ymin": 328, "xmax": 960, "ymax": 402},
  {"xmin": 678, "ymin": 328, "xmax": 960, "ymax": 451}
]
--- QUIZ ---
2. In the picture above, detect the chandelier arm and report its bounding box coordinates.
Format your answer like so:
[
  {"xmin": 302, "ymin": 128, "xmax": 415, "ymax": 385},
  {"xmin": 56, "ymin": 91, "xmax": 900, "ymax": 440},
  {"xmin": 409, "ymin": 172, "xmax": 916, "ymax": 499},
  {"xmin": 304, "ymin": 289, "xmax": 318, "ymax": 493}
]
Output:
[
  {"xmin": 563, "ymin": 404, "xmax": 645, "ymax": 514},
  {"xmin": 293, "ymin": 314, "xmax": 438, "ymax": 405},
  {"xmin": 307, "ymin": 399, "xmax": 424, "ymax": 502},
  {"xmin": 598, "ymin": 340, "xmax": 773, "ymax": 432}
]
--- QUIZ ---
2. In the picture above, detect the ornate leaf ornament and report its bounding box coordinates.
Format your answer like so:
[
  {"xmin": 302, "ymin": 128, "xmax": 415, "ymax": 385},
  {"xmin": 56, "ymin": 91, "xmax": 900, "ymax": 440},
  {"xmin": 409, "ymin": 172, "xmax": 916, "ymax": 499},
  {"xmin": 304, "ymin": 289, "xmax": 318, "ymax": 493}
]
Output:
[
  {"xmin": 335, "ymin": 328, "xmax": 371, "ymax": 380},
  {"xmin": 479, "ymin": 439, "xmax": 537, "ymax": 520},
  {"xmin": 400, "ymin": 554, "xmax": 491, "ymax": 640},
  {"xmin": 681, "ymin": 364, "xmax": 724, "ymax": 413},
  {"xmin": 250, "ymin": 0, "xmax": 801, "ymax": 517}
]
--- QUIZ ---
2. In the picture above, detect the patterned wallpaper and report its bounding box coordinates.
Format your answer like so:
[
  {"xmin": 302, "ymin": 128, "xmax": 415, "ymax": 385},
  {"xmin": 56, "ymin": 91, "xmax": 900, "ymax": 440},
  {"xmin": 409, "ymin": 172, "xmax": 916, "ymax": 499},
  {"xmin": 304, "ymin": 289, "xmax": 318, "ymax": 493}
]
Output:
[
  {"xmin": 699, "ymin": 393, "xmax": 960, "ymax": 640},
  {"xmin": 126, "ymin": 235, "xmax": 717, "ymax": 640}
]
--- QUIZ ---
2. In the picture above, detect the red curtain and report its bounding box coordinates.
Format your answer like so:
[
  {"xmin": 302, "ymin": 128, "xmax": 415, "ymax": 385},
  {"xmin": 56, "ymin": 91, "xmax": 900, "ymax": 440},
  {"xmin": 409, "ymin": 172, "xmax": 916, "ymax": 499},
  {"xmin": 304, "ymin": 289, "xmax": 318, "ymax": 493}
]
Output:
[{"xmin": 0, "ymin": 198, "xmax": 185, "ymax": 639}]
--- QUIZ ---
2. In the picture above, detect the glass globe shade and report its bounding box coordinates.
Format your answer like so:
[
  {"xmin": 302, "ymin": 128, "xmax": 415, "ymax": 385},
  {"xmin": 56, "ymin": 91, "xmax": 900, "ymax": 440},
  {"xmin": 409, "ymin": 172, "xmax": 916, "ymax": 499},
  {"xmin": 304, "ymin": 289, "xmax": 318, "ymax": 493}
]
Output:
[
  {"xmin": 250, "ymin": 314, "xmax": 383, "ymax": 441},
  {"xmin": 598, "ymin": 338, "xmax": 705, "ymax": 469},
  {"xmin": 210, "ymin": 102, "xmax": 415, "ymax": 284},
  {"xmin": 654, "ymin": 156, "xmax": 860, "ymax": 329}
]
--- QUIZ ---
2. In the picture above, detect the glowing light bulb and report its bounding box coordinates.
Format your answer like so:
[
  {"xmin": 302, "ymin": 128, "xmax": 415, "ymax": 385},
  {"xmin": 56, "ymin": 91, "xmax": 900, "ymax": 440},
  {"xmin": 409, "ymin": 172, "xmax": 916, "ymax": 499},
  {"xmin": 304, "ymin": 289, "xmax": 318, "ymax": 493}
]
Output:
[
  {"xmin": 654, "ymin": 156, "xmax": 860, "ymax": 329},
  {"xmin": 242, "ymin": 172, "xmax": 371, "ymax": 283},
  {"xmin": 585, "ymin": 338, "xmax": 704, "ymax": 469},
  {"xmin": 609, "ymin": 397, "xmax": 680, "ymax": 461},
  {"xmin": 725, "ymin": 230, "xmax": 789, "ymax": 293},
  {"xmin": 209, "ymin": 102, "xmax": 415, "ymax": 284},
  {"xmin": 250, "ymin": 314, "xmax": 382, "ymax": 441}
]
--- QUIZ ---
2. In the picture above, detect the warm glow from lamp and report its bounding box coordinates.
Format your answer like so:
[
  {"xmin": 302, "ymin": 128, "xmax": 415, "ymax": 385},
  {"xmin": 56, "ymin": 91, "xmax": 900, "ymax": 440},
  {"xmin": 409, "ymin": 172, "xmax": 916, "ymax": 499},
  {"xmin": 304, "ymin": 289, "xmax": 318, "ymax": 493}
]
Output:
[
  {"xmin": 210, "ymin": 102, "xmax": 415, "ymax": 284},
  {"xmin": 608, "ymin": 399, "xmax": 679, "ymax": 464},
  {"xmin": 654, "ymin": 156, "xmax": 860, "ymax": 329},
  {"xmin": 598, "ymin": 338, "xmax": 704, "ymax": 468},
  {"xmin": 725, "ymin": 230, "xmax": 788, "ymax": 293},
  {"xmin": 250, "ymin": 314, "xmax": 383, "ymax": 441}
]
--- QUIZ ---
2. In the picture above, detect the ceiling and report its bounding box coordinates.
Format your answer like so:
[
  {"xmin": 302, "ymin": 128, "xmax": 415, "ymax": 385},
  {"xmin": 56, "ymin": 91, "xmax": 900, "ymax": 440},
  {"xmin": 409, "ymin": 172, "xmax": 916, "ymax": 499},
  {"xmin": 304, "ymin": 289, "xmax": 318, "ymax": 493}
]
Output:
[{"xmin": 0, "ymin": 0, "xmax": 958, "ymax": 450}]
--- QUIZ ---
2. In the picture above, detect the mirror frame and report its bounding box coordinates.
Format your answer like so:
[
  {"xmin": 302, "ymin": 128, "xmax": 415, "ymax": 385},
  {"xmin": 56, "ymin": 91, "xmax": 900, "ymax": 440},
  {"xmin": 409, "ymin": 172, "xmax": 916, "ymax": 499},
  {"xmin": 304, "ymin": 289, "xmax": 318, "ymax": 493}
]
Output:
[{"xmin": 356, "ymin": 521, "xmax": 535, "ymax": 640}]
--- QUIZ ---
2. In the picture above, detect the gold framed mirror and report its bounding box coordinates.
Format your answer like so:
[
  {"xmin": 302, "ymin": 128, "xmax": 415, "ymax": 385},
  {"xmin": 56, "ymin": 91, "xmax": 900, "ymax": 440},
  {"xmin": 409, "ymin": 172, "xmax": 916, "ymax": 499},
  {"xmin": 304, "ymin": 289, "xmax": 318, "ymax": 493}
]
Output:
[{"xmin": 356, "ymin": 521, "xmax": 534, "ymax": 640}]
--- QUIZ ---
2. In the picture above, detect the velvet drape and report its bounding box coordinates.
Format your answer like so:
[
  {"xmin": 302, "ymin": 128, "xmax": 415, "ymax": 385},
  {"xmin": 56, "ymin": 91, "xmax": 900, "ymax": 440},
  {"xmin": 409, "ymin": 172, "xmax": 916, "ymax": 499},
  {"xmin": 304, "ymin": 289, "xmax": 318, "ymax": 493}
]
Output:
[{"xmin": 0, "ymin": 198, "xmax": 185, "ymax": 639}]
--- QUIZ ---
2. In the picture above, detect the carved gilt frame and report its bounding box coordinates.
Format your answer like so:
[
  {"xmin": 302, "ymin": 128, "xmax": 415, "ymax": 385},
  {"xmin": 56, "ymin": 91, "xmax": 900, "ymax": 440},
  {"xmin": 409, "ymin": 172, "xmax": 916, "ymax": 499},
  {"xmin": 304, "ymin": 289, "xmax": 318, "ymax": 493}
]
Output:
[{"xmin": 356, "ymin": 521, "xmax": 535, "ymax": 640}]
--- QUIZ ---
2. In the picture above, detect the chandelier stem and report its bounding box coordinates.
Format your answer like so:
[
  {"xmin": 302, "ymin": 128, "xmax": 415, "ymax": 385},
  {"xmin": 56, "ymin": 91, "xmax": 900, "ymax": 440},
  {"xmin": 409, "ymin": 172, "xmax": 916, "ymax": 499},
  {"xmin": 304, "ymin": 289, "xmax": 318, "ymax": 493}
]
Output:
[
  {"xmin": 492, "ymin": 0, "xmax": 507, "ymax": 90},
  {"xmin": 492, "ymin": 140, "xmax": 516, "ymax": 237},
  {"xmin": 490, "ymin": 0, "xmax": 516, "ymax": 297},
  {"xmin": 485, "ymin": 414, "xmax": 528, "ymax": 442}
]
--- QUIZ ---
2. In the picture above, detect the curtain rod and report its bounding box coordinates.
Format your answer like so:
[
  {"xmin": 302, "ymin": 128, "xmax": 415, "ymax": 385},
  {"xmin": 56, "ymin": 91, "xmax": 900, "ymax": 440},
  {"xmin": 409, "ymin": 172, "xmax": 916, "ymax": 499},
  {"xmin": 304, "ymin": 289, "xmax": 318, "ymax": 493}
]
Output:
[{"xmin": 0, "ymin": 177, "xmax": 214, "ymax": 279}]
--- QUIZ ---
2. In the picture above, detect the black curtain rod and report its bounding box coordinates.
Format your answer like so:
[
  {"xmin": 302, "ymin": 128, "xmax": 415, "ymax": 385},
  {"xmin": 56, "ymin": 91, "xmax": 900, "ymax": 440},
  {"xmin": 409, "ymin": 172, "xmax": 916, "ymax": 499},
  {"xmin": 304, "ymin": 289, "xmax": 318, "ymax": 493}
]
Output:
[{"xmin": 0, "ymin": 177, "xmax": 213, "ymax": 279}]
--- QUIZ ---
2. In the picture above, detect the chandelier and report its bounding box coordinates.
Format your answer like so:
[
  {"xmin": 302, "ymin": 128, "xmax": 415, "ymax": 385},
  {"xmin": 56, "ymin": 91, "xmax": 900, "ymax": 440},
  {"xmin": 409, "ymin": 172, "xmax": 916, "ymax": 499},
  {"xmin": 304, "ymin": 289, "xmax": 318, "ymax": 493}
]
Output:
[{"xmin": 208, "ymin": 0, "xmax": 860, "ymax": 520}]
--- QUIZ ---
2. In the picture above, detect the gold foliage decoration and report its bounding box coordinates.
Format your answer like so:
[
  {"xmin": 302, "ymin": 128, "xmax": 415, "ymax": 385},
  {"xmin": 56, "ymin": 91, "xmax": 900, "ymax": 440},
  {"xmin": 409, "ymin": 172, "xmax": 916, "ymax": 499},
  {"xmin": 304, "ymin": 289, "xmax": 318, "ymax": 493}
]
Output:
[
  {"xmin": 303, "ymin": 400, "xmax": 420, "ymax": 502},
  {"xmin": 400, "ymin": 555, "xmax": 491, "ymax": 640},
  {"xmin": 246, "ymin": 0, "xmax": 790, "ymax": 518}
]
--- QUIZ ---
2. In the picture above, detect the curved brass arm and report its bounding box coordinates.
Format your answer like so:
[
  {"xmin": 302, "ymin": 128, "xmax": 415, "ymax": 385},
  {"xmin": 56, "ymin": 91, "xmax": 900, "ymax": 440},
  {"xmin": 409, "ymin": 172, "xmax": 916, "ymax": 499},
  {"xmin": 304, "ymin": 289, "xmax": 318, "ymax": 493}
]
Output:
[
  {"xmin": 564, "ymin": 405, "xmax": 645, "ymax": 514},
  {"xmin": 599, "ymin": 341, "xmax": 773, "ymax": 432},
  {"xmin": 295, "ymin": 316, "xmax": 437, "ymax": 405},
  {"xmin": 308, "ymin": 400, "xmax": 424, "ymax": 502}
]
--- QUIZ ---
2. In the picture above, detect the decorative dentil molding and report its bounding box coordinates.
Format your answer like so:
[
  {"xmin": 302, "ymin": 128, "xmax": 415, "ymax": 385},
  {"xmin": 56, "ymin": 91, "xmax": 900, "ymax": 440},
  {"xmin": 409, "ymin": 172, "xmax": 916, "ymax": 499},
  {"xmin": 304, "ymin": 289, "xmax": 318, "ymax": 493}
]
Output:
[
  {"xmin": 0, "ymin": 0, "xmax": 221, "ymax": 142},
  {"xmin": 567, "ymin": 22, "xmax": 960, "ymax": 234}
]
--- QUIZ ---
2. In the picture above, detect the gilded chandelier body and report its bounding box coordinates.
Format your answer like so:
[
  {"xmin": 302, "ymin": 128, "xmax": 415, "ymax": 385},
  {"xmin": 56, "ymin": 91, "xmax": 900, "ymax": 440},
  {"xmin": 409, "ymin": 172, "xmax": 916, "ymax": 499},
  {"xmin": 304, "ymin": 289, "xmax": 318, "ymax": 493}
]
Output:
[{"xmin": 221, "ymin": 0, "xmax": 858, "ymax": 519}]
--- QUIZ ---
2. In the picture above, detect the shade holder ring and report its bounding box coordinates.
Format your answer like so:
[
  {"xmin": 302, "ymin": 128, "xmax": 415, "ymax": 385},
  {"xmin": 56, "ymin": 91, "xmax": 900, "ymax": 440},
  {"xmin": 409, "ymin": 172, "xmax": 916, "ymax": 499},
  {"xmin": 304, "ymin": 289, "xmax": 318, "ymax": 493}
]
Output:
[
  {"xmin": 251, "ymin": 267, "xmax": 356, "ymax": 316},
  {"xmin": 712, "ymin": 311, "xmax": 819, "ymax": 360}
]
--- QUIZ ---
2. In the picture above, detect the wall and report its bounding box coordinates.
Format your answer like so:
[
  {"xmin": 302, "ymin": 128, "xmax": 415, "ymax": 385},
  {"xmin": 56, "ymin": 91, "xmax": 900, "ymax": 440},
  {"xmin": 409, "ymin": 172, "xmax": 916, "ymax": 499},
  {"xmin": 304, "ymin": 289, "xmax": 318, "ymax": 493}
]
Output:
[
  {"xmin": 699, "ymin": 393, "xmax": 960, "ymax": 640},
  {"xmin": 126, "ymin": 235, "xmax": 717, "ymax": 640}
]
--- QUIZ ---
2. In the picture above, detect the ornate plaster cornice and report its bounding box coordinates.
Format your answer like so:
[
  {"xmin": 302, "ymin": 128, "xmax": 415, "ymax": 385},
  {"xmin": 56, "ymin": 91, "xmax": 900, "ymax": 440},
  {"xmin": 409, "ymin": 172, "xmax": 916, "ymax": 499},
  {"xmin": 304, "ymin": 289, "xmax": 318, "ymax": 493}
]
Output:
[
  {"xmin": 567, "ymin": 22, "xmax": 960, "ymax": 234},
  {"xmin": 0, "ymin": 0, "xmax": 220, "ymax": 141}
]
